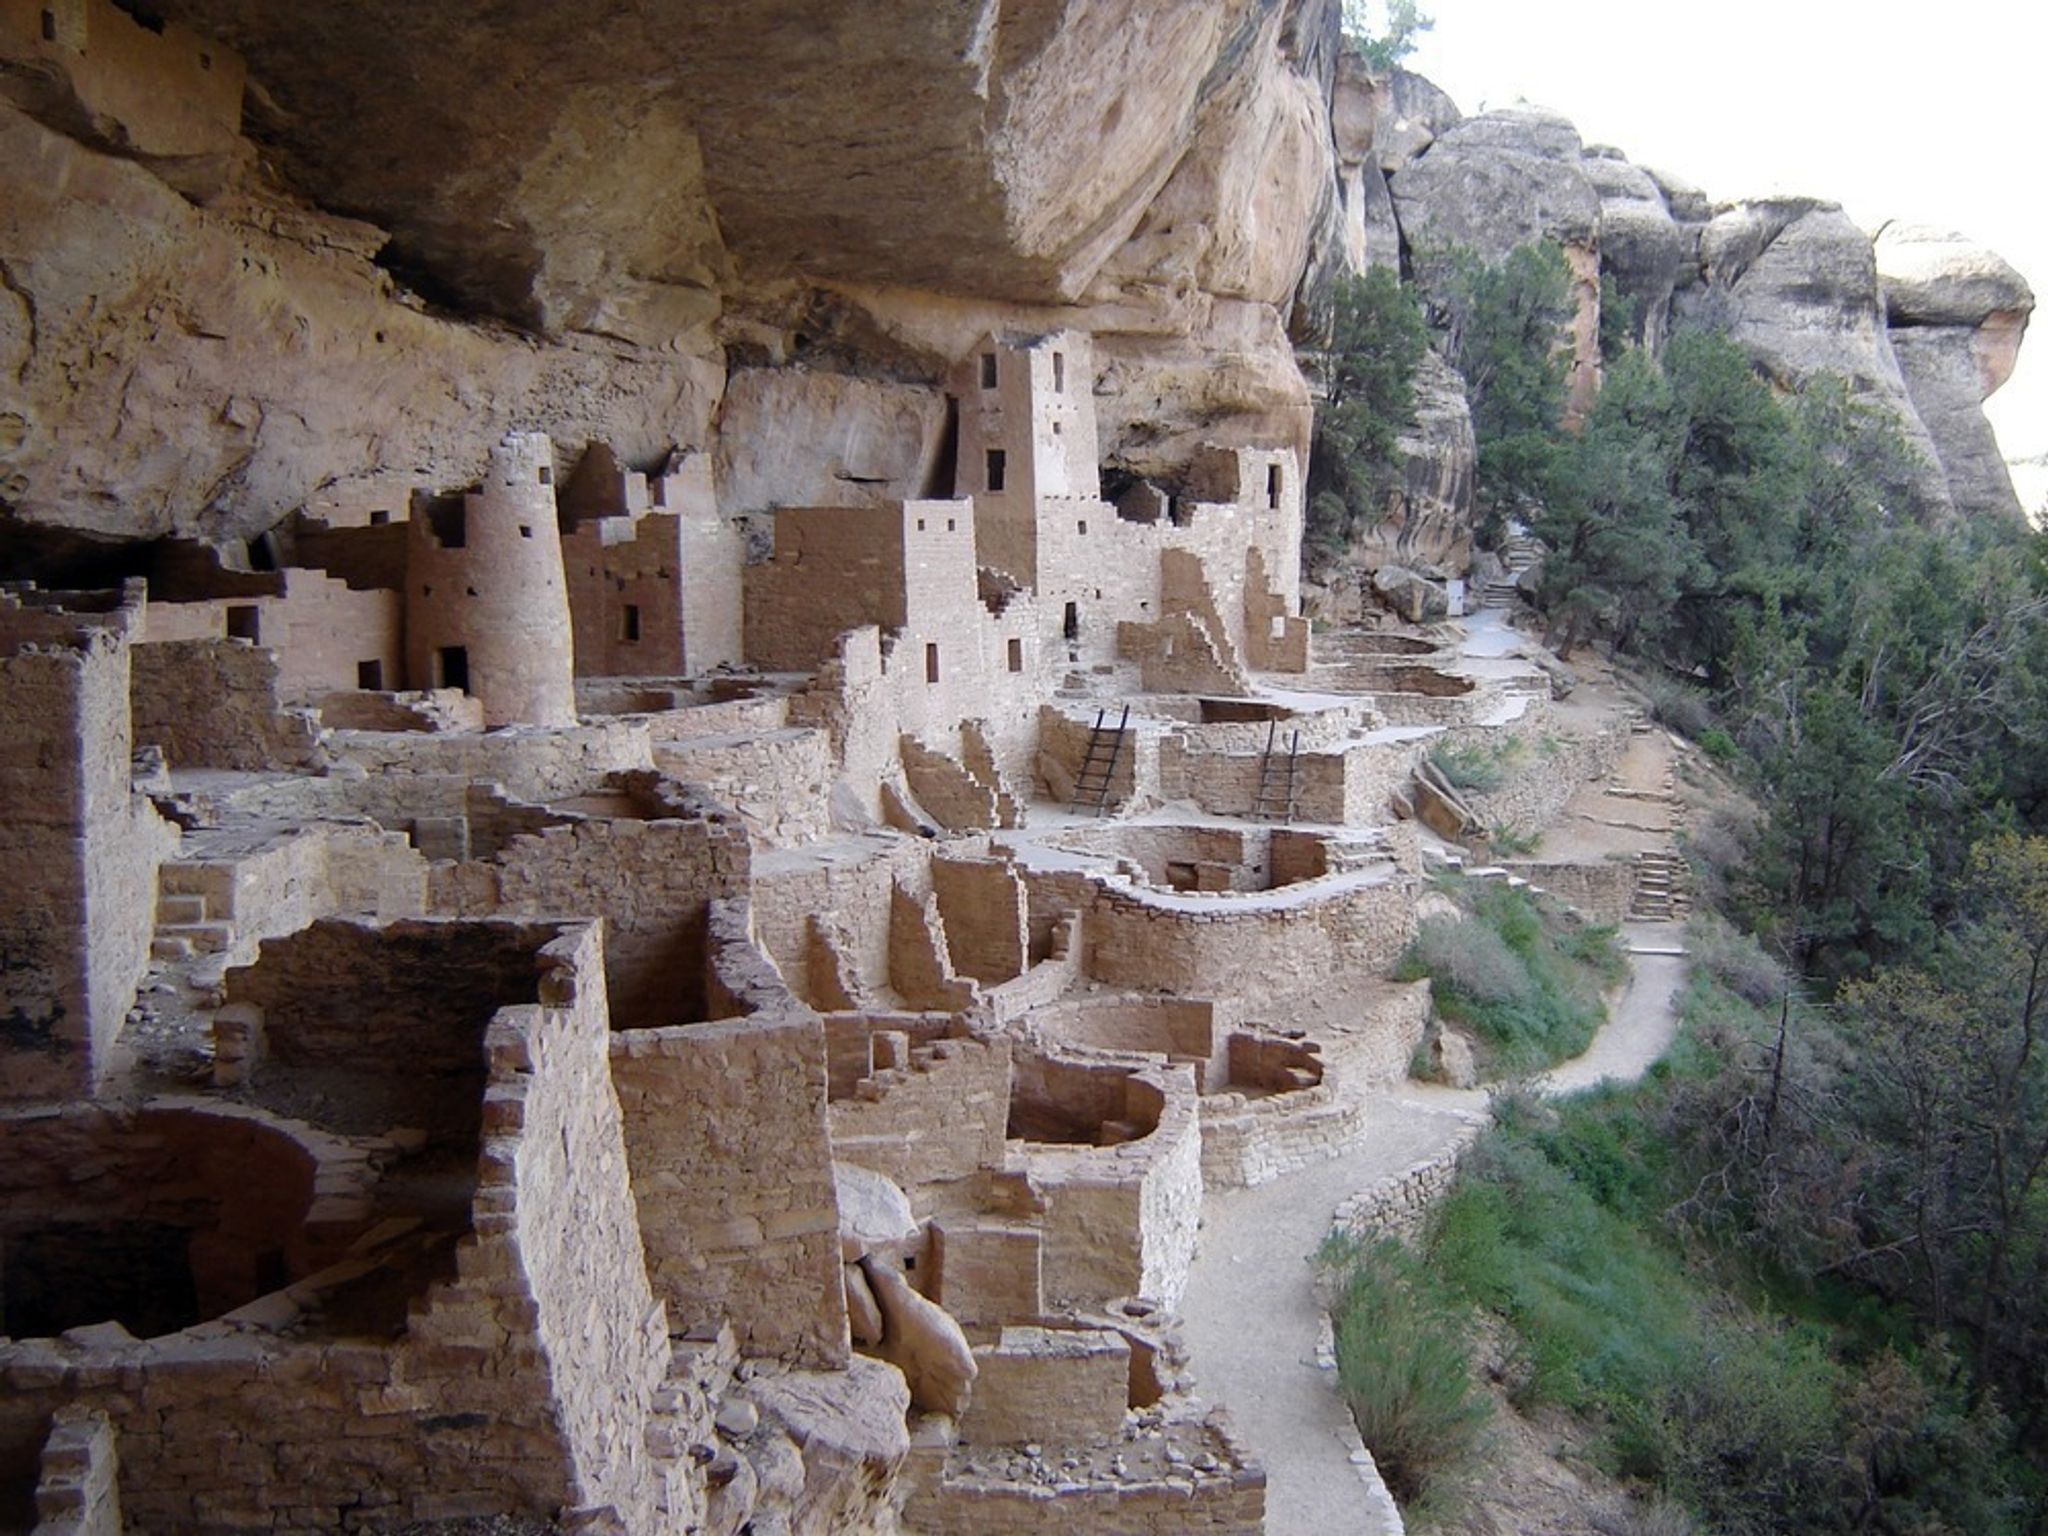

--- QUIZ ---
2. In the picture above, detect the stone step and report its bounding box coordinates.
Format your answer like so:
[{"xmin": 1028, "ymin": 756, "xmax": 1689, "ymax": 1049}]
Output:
[
  {"xmin": 160, "ymin": 921, "xmax": 235, "ymax": 954},
  {"xmin": 156, "ymin": 893, "xmax": 208, "ymax": 926}
]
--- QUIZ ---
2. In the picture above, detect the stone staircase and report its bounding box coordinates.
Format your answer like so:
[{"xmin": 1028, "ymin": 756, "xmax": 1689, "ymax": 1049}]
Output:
[
  {"xmin": 151, "ymin": 864, "xmax": 239, "ymax": 965},
  {"xmin": 1628, "ymin": 848, "xmax": 1691, "ymax": 921},
  {"xmin": 1481, "ymin": 529, "xmax": 1544, "ymax": 608}
]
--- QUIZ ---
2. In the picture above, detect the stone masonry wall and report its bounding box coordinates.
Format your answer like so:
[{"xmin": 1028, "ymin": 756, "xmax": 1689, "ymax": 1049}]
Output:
[
  {"xmin": 0, "ymin": 585, "xmax": 170, "ymax": 1102},
  {"xmin": 130, "ymin": 639, "xmax": 323, "ymax": 772},
  {"xmin": 327, "ymin": 716, "xmax": 655, "ymax": 802},
  {"xmin": 479, "ymin": 927, "xmax": 673, "ymax": 1530},
  {"xmin": 0, "ymin": 925, "xmax": 678, "ymax": 1533},
  {"xmin": 431, "ymin": 806, "xmax": 750, "ymax": 1028},
  {"xmin": 931, "ymin": 857, "xmax": 1028, "ymax": 986},
  {"xmin": 610, "ymin": 1011, "xmax": 849, "ymax": 1368},
  {"xmin": 1498, "ymin": 859, "xmax": 1636, "ymax": 923},
  {"xmin": 828, "ymin": 1027, "xmax": 1011, "ymax": 1197},
  {"xmin": 653, "ymin": 727, "xmax": 833, "ymax": 850}
]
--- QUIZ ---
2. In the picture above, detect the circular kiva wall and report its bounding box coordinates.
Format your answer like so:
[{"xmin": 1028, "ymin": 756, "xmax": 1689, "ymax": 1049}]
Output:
[{"xmin": 0, "ymin": 1104, "xmax": 325, "ymax": 1340}]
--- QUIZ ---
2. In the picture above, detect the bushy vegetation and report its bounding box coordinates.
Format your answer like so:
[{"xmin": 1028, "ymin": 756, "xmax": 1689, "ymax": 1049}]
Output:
[
  {"xmin": 1340, "ymin": 0, "xmax": 1433, "ymax": 71},
  {"xmin": 1320, "ymin": 1232, "xmax": 1491, "ymax": 1515},
  {"xmin": 1351, "ymin": 239, "xmax": 2048, "ymax": 1525},
  {"xmin": 1394, "ymin": 881, "xmax": 1623, "ymax": 1073},
  {"xmin": 1444, "ymin": 238, "xmax": 2048, "ymax": 985},
  {"xmin": 1426, "ymin": 736, "xmax": 1518, "ymax": 793},
  {"xmin": 1307, "ymin": 267, "xmax": 1430, "ymax": 561},
  {"xmin": 1419, "ymin": 1059, "xmax": 2029, "ymax": 1532}
]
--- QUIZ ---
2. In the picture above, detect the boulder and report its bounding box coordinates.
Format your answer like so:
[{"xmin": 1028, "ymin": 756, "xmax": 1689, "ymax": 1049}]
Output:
[
  {"xmin": 1375, "ymin": 68, "xmax": 1463, "ymax": 172},
  {"xmin": 747, "ymin": 1357, "xmax": 911, "ymax": 1530},
  {"xmin": 834, "ymin": 1162, "xmax": 919, "ymax": 1262},
  {"xmin": 1431, "ymin": 1026, "xmax": 1479, "ymax": 1088},
  {"xmin": 1391, "ymin": 107, "xmax": 1601, "ymax": 266},
  {"xmin": 860, "ymin": 1256, "xmax": 979, "ymax": 1417},
  {"xmin": 1390, "ymin": 107, "xmax": 1603, "ymax": 420},
  {"xmin": 1372, "ymin": 563, "xmax": 1451, "ymax": 623},
  {"xmin": 1874, "ymin": 222, "xmax": 2036, "ymax": 338},
  {"xmin": 844, "ymin": 1262, "xmax": 885, "ymax": 1347}
]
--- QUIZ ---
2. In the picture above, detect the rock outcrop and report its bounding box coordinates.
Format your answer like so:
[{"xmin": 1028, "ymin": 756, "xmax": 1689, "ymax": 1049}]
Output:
[
  {"xmin": 1875, "ymin": 223, "xmax": 2036, "ymax": 521},
  {"xmin": 1344, "ymin": 350, "xmax": 1477, "ymax": 576},
  {"xmin": 1580, "ymin": 149, "xmax": 1690, "ymax": 353},
  {"xmin": 0, "ymin": 0, "xmax": 1351, "ymax": 556},
  {"xmin": 1389, "ymin": 106, "xmax": 1603, "ymax": 420},
  {"xmin": 1673, "ymin": 197, "xmax": 1956, "ymax": 516}
]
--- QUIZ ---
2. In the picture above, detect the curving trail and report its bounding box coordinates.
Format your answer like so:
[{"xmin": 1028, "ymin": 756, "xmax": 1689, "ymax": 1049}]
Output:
[{"xmin": 1178, "ymin": 923, "xmax": 1688, "ymax": 1534}]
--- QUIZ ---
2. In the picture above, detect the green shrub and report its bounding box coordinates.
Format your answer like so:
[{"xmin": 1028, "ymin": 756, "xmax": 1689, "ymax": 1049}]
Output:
[
  {"xmin": 1642, "ymin": 677, "xmax": 1713, "ymax": 739},
  {"xmin": 1429, "ymin": 738, "xmax": 1518, "ymax": 793},
  {"xmin": 1397, "ymin": 883, "xmax": 1614, "ymax": 1073},
  {"xmin": 1322, "ymin": 1234, "xmax": 1491, "ymax": 1513},
  {"xmin": 1490, "ymin": 824, "xmax": 1540, "ymax": 857},
  {"xmin": 1697, "ymin": 725, "xmax": 1738, "ymax": 764},
  {"xmin": 1685, "ymin": 914, "xmax": 1784, "ymax": 1008}
]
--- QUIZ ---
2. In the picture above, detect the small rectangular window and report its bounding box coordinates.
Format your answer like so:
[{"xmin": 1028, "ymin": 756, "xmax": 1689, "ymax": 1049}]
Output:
[
  {"xmin": 946, "ymin": 518, "xmax": 956, "ymax": 532},
  {"xmin": 438, "ymin": 645, "xmax": 470, "ymax": 693},
  {"xmin": 1076, "ymin": 519, "xmax": 1088, "ymax": 535},
  {"xmin": 1267, "ymin": 463, "xmax": 1282, "ymax": 509},
  {"xmin": 40, "ymin": 10, "xmax": 56, "ymax": 41},
  {"xmin": 986, "ymin": 449, "xmax": 1006, "ymax": 493},
  {"xmin": 621, "ymin": 604, "xmax": 641, "ymax": 643},
  {"xmin": 1053, "ymin": 352, "xmax": 1066, "ymax": 393},
  {"xmin": 925, "ymin": 643, "xmax": 940, "ymax": 684},
  {"xmin": 980, "ymin": 353, "xmax": 998, "ymax": 389},
  {"xmin": 225, "ymin": 605, "xmax": 259, "ymax": 641},
  {"xmin": 916, "ymin": 518, "xmax": 926, "ymax": 531},
  {"xmin": 356, "ymin": 659, "xmax": 385, "ymax": 690},
  {"xmin": 518, "ymin": 524, "xmax": 533, "ymax": 539},
  {"xmin": 1007, "ymin": 637, "xmax": 1023, "ymax": 673},
  {"xmin": 368, "ymin": 509, "xmax": 390, "ymax": 526},
  {"xmin": 537, "ymin": 465, "xmax": 553, "ymax": 486}
]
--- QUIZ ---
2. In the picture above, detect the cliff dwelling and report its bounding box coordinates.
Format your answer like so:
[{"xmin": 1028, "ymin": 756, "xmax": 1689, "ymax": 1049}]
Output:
[{"xmin": 0, "ymin": 0, "xmax": 2037, "ymax": 1533}]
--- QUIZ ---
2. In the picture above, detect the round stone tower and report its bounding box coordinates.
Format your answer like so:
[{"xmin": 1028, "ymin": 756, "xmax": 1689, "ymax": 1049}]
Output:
[{"xmin": 405, "ymin": 433, "xmax": 578, "ymax": 727}]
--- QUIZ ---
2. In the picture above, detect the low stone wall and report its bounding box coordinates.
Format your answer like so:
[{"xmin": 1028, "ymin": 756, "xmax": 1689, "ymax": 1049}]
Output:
[
  {"xmin": 1071, "ymin": 870, "xmax": 1420, "ymax": 1001},
  {"xmin": 1017, "ymin": 1059, "xmax": 1203, "ymax": 1312},
  {"xmin": 611, "ymin": 1011, "xmax": 848, "ymax": 1369},
  {"xmin": 828, "ymin": 1025, "xmax": 1010, "ymax": 1196},
  {"xmin": 328, "ymin": 716, "xmax": 655, "ymax": 802},
  {"xmin": 1329, "ymin": 1119, "xmax": 1487, "ymax": 1246},
  {"xmin": 1456, "ymin": 712, "xmax": 1632, "ymax": 840},
  {"xmin": 1201, "ymin": 990, "xmax": 1431, "ymax": 1190},
  {"xmin": 654, "ymin": 725, "xmax": 833, "ymax": 849},
  {"xmin": 1497, "ymin": 858, "xmax": 1637, "ymax": 923}
]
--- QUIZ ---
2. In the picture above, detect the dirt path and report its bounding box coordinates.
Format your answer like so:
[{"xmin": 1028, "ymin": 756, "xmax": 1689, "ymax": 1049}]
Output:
[
  {"xmin": 1539, "ymin": 922, "xmax": 1688, "ymax": 1096},
  {"xmin": 1179, "ymin": 932, "xmax": 1690, "ymax": 1534},
  {"xmin": 1180, "ymin": 1088, "xmax": 1486, "ymax": 1536}
]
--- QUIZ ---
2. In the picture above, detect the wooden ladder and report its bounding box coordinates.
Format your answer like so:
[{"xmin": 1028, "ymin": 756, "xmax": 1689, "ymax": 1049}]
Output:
[
  {"xmin": 1253, "ymin": 723, "xmax": 1301, "ymax": 822},
  {"xmin": 1070, "ymin": 706, "xmax": 1130, "ymax": 817}
]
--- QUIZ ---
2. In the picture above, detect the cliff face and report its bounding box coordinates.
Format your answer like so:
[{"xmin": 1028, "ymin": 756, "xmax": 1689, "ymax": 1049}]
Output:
[
  {"xmin": 0, "ymin": 0, "xmax": 1346, "ymax": 557},
  {"xmin": 0, "ymin": 3, "xmax": 2031, "ymax": 572},
  {"xmin": 1368, "ymin": 72, "xmax": 2034, "ymax": 547}
]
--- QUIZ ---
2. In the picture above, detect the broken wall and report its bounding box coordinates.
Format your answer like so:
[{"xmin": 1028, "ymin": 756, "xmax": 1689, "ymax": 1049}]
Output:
[{"xmin": 0, "ymin": 585, "xmax": 171, "ymax": 1102}]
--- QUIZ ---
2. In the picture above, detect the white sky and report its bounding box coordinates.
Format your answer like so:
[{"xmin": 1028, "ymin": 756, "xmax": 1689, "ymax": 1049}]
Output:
[{"xmin": 1400, "ymin": 0, "xmax": 2046, "ymax": 499}]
